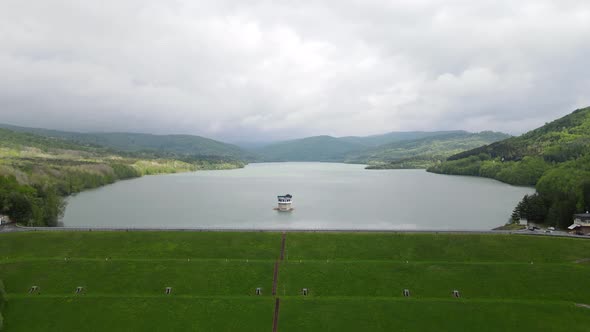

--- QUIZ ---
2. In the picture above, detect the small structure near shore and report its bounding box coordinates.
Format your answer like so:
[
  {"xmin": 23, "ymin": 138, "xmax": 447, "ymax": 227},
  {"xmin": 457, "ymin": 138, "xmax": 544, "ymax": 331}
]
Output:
[
  {"xmin": 0, "ymin": 214, "xmax": 11, "ymax": 225},
  {"xmin": 275, "ymin": 194, "xmax": 293, "ymax": 212},
  {"xmin": 568, "ymin": 212, "xmax": 590, "ymax": 235}
]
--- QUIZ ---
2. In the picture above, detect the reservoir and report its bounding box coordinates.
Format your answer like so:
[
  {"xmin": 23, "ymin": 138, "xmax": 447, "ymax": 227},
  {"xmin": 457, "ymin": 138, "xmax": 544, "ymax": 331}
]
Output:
[{"xmin": 61, "ymin": 162, "xmax": 534, "ymax": 230}]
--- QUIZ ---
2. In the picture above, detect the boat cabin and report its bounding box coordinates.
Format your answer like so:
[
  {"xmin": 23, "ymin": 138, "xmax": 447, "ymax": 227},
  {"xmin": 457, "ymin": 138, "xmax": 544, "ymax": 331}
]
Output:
[{"xmin": 277, "ymin": 194, "xmax": 293, "ymax": 212}]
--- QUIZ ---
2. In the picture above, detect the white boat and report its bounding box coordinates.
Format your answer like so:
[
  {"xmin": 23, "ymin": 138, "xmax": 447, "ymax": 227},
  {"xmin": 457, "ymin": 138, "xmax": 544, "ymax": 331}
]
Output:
[{"xmin": 276, "ymin": 194, "xmax": 293, "ymax": 212}]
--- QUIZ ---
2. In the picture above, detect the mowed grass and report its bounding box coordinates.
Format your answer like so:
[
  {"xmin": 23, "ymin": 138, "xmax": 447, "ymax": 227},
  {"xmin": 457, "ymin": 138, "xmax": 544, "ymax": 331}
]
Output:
[
  {"xmin": 0, "ymin": 231, "xmax": 282, "ymax": 260},
  {"xmin": 3, "ymin": 297, "xmax": 273, "ymax": 332},
  {"xmin": 279, "ymin": 298, "xmax": 590, "ymax": 332},
  {"xmin": 1, "ymin": 231, "xmax": 590, "ymax": 331},
  {"xmin": 0, "ymin": 260, "xmax": 274, "ymax": 297},
  {"xmin": 279, "ymin": 261, "xmax": 590, "ymax": 302},
  {"xmin": 284, "ymin": 232, "xmax": 590, "ymax": 262}
]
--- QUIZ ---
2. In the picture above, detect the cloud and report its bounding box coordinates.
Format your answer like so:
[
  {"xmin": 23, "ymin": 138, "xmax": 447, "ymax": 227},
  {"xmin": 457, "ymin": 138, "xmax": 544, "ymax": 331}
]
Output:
[{"xmin": 0, "ymin": 0, "xmax": 589, "ymax": 141}]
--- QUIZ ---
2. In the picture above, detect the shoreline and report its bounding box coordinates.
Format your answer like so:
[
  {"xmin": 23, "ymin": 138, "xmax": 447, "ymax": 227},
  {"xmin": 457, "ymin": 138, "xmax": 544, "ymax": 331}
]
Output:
[{"xmin": 1, "ymin": 223, "xmax": 587, "ymax": 239}]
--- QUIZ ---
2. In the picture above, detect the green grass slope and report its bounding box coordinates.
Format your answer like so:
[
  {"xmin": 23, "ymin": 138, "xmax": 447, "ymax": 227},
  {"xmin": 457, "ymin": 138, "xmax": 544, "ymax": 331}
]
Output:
[
  {"xmin": 428, "ymin": 106, "xmax": 590, "ymax": 227},
  {"xmin": 4, "ymin": 297, "xmax": 272, "ymax": 332},
  {"xmin": 280, "ymin": 299, "xmax": 587, "ymax": 332},
  {"xmin": 0, "ymin": 279, "xmax": 5, "ymax": 330},
  {"xmin": 1, "ymin": 231, "xmax": 590, "ymax": 331}
]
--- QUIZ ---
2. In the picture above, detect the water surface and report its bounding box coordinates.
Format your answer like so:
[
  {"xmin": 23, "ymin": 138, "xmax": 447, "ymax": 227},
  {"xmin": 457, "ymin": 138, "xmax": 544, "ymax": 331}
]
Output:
[{"xmin": 62, "ymin": 162, "xmax": 534, "ymax": 230}]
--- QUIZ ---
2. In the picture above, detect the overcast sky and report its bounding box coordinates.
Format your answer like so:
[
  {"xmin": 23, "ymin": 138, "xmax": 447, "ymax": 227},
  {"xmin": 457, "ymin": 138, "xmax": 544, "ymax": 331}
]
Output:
[{"xmin": 1, "ymin": 1, "xmax": 589, "ymax": 142}]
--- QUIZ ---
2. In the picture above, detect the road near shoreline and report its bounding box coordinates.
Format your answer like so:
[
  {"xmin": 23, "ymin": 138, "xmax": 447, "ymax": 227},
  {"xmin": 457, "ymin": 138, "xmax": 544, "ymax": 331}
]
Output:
[{"xmin": 1, "ymin": 223, "xmax": 587, "ymax": 239}]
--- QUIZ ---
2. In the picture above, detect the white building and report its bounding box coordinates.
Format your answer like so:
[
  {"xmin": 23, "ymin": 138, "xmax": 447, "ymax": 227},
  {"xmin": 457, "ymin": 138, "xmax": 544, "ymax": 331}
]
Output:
[
  {"xmin": 0, "ymin": 215, "xmax": 10, "ymax": 225},
  {"xmin": 569, "ymin": 212, "xmax": 590, "ymax": 235}
]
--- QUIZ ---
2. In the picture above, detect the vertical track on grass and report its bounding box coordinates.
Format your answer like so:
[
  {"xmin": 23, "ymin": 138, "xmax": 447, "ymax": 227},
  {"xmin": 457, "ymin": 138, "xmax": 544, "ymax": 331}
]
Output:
[
  {"xmin": 272, "ymin": 261, "xmax": 279, "ymax": 296},
  {"xmin": 272, "ymin": 232, "xmax": 286, "ymax": 331},
  {"xmin": 280, "ymin": 232, "xmax": 286, "ymax": 261},
  {"xmin": 272, "ymin": 298, "xmax": 280, "ymax": 332}
]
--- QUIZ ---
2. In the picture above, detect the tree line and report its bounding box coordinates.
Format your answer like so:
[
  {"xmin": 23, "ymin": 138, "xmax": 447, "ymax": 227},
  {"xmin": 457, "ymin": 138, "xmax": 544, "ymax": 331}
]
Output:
[
  {"xmin": 1, "ymin": 158, "xmax": 245, "ymax": 227},
  {"xmin": 431, "ymin": 153, "xmax": 590, "ymax": 229},
  {"xmin": 0, "ymin": 163, "xmax": 141, "ymax": 226}
]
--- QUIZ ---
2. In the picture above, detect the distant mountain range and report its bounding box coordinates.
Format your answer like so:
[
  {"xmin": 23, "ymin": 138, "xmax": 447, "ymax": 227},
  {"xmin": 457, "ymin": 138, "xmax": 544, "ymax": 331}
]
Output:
[
  {"xmin": 252, "ymin": 131, "xmax": 510, "ymax": 167},
  {"xmin": 0, "ymin": 123, "xmax": 510, "ymax": 168}
]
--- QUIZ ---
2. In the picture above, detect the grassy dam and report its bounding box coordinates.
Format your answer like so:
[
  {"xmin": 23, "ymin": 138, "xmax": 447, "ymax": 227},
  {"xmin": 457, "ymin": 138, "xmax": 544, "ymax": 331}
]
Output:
[{"xmin": 1, "ymin": 231, "xmax": 590, "ymax": 331}]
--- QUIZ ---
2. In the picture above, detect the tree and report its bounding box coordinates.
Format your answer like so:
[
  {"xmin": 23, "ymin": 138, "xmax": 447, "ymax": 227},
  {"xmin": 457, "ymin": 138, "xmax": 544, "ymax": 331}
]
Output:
[
  {"xmin": 527, "ymin": 193, "xmax": 548, "ymax": 222},
  {"xmin": 6, "ymin": 192, "xmax": 34, "ymax": 224},
  {"xmin": 510, "ymin": 208, "xmax": 520, "ymax": 222},
  {"xmin": 512, "ymin": 193, "xmax": 549, "ymax": 223},
  {"xmin": 1, "ymin": 176, "xmax": 66, "ymax": 227},
  {"xmin": 581, "ymin": 180, "xmax": 590, "ymax": 212},
  {"xmin": 545, "ymin": 194, "xmax": 577, "ymax": 228},
  {"xmin": 35, "ymin": 186, "xmax": 66, "ymax": 227}
]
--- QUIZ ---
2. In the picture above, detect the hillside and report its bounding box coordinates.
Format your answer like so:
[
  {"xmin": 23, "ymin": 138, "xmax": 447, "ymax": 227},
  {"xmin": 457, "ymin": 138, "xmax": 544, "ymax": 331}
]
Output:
[
  {"xmin": 0, "ymin": 128, "xmax": 244, "ymax": 227},
  {"xmin": 428, "ymin": 106, "xmax": 590, "ymax": 228},
  {"xmin": 339, "ymin": 130, "xmax": 467, "ymax": 147},
  {"xmin": 255, "ymin": 131, "xmax": 509, "ymax": 166},
  {"xmin": 255, "ymin": 135, "xmax": 366, "ymax": 162},
  {"xmin": 354, "ymin": 131, "xmax": 510, "ymax": 169},
  {"xmin": 0, "ymin": 124, "xmax": 252, "ymax": 160}
]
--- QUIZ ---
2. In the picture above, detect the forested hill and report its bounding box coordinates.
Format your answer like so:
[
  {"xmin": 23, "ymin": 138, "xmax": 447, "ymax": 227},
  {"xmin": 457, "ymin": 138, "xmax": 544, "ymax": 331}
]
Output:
[
  {"xmin": 255, "ymin": 131, "xmax": 509, "ymax": 166},
  {"xmin": 0, "ymin": 124, "xmax": 252, "ymax": 160},
  {"xmin": 255, "ymin": 135, "xmax": 366, "ymax": 162},
  {"xmin": 0, "ymin": 128, "xmax": 244, "ymax": 227},
  {"xmin": 355, "ymin": 131, "xmax": 510, "ymax": 169},
  {"xmin": 428, "ymin": 106, "xmax": 590, "ymax": 228},
  {"xmin": 338, "ymin": 130, "xmax": 467, "ymax": 147}
]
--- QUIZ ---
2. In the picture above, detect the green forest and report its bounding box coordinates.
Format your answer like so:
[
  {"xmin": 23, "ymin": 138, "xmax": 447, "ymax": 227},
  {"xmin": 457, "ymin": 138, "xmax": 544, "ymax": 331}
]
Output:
[
  {"xmin": 0, "ymin": 128, "xmax": 245, "ymax": 227},
  {"xmin": 359, "ymin": 131, "xmax": 510, "ymax": 169},
  {"xmin": 428, "ymin": 106, "xmax": 590, "ymax": 228}
]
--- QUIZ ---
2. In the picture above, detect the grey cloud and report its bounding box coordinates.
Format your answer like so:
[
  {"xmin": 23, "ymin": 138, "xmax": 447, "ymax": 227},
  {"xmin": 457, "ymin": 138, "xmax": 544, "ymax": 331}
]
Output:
[{"xmin": 0, "ymin": 0, "xmax": 589, "ymax": 141}]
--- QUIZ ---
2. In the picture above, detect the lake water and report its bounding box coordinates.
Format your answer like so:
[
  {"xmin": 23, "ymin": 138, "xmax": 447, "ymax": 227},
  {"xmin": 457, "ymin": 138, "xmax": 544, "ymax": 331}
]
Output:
[{"xmin": 61, "ymin": 162, "xmax": 534, "ymax": 230}]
